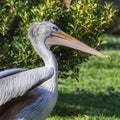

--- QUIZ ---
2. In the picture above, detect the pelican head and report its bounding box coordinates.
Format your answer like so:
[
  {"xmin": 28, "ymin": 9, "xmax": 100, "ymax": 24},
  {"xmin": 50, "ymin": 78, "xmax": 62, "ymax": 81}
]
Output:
[{"xmin": 28, "ymin": 21, "xmax": 109, "ymax": 58}]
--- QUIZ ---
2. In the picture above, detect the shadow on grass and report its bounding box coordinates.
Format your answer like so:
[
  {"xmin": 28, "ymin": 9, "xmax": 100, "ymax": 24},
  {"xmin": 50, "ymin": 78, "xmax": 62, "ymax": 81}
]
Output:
[{"xmin": 52, "ymin": 89, "xmax": 120, "ymax": 117}]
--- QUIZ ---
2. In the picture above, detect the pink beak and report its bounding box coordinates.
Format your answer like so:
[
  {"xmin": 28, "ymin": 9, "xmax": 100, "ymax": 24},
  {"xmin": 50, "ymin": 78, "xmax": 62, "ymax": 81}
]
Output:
[{"xmin": 46, "ymin": 31, "xmax": 110, "ymax": 59}]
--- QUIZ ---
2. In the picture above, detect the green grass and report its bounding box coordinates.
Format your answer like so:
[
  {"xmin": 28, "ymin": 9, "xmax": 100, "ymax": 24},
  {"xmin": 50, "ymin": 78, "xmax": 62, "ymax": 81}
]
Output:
[{"xmin": 47, "ymin": 35, "xmax": 120, "ymax": 120}]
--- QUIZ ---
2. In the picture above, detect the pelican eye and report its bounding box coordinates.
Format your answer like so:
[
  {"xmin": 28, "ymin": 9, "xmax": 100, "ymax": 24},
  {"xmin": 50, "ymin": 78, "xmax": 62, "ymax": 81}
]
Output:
[{"xmin": 51, "ymin": 26, "xmax": 59, "ymax": 32}]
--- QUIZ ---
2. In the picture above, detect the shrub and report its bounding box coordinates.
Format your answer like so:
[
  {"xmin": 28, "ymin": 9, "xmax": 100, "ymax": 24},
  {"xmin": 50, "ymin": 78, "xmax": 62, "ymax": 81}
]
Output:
[{"xmin": 0, "ymin": 0, "xmax": 116, "ymax": 78}]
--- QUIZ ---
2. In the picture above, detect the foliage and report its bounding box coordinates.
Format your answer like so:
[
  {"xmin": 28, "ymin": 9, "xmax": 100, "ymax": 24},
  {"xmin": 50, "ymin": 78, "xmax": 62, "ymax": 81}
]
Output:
[{"xmin": 0, "ymin": 0, "xmax": 116, "ymax": 77}]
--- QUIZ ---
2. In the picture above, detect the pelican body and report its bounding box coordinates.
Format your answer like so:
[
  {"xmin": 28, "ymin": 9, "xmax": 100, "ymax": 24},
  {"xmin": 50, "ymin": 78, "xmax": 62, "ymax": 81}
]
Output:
[{"xmin": 0, "ymin": 21, "xmax": 109, "ymax": 120}]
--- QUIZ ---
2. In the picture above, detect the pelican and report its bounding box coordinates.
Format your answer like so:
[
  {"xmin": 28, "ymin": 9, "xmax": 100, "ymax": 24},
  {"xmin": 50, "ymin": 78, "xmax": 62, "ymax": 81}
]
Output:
[{"xmin": 0, "ymin": 21, "xmax": 109, "ymax": 120}]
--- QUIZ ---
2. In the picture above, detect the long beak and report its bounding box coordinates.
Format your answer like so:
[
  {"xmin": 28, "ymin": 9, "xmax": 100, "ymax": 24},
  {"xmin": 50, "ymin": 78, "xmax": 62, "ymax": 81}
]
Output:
[{"xmin": 46, "ymin": 31, "xmax": 110, "ymax": 58}]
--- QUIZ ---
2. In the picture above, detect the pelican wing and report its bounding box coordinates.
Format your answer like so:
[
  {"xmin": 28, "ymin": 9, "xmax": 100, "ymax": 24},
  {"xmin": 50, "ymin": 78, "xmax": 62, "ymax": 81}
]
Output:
[
  {"xmin": 0, "ymin": 67, "xmax": 54, "ymax": 106},
  {"xmin": 0, "ymin": 68, "xmax": 24, "ymax": 79}
]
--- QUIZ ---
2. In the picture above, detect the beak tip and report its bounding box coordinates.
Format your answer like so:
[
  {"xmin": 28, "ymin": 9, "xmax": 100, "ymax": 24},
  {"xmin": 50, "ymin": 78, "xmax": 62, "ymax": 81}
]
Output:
[
  {"xmin": 106, "ymin": 55, "xmax": 111, "ymax": 59},
  {"xmin": 101, "ymin": 54, "xmax": 111, "ymax": 59}
]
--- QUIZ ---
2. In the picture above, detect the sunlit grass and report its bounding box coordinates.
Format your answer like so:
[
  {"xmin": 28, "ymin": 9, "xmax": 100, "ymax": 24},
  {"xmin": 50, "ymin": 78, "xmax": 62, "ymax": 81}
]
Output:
[{"xmin": 47, "ymin": 35, "xmax": 120, "ymax": 120}]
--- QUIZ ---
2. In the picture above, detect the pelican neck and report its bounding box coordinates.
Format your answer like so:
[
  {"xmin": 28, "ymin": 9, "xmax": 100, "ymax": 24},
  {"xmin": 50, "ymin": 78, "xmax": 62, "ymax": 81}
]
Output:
[{"xmin": 31, "ymin": 38, "xmax": 57, "ymax": 69}]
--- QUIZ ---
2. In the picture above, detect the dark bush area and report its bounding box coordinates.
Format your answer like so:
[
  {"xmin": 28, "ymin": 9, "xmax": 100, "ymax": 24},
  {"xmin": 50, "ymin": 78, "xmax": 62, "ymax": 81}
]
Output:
[{"xmin": 98, "ymin": 0, "xmax": 120, "ymax": 35}]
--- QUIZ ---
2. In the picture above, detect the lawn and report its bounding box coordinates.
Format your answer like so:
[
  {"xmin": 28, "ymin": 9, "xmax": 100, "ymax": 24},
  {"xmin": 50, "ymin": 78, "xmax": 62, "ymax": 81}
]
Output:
[{"xmin": 47, "ymin": 35, "xmax": 120, "ymax": 120}]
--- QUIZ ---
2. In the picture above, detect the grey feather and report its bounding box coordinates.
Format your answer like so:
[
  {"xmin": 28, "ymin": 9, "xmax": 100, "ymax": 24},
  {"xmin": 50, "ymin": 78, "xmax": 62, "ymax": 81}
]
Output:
[
  {"xmin": 0, "ymin": 68, "xmax": 24, "ymax": 79},
  {"xmin": 0, "ymin": 67, "xmax": 54, "ymax": 106},
  {"xmin": 0, "ymin": 21, "xmax": 59, "ymax": 120}
]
